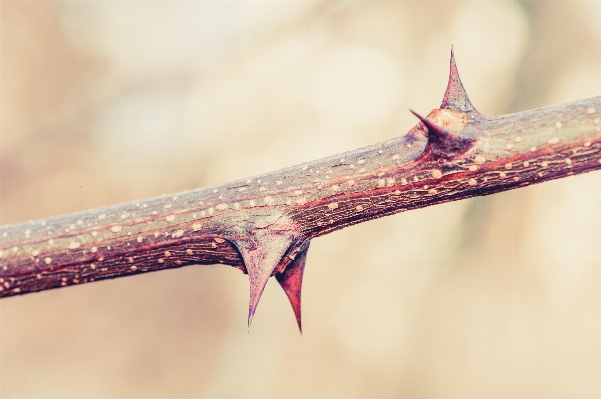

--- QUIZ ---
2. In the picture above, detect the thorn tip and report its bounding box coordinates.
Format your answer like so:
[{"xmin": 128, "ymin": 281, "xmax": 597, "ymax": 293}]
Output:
[
  {"xmin": 228, "ymin": 228, "xmax": 297, "ymax": 328},
  {"xmin": 276, "ymin": 242, "xmax": 310, "ymax": 333},
  {"xmin": 440, "ymin": 47, "xmax": 478, "ymax": 113}
]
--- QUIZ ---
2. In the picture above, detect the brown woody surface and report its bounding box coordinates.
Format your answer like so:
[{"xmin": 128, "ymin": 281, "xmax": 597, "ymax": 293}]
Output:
[
  {"xmin": 1, "ymin": 50, "xmax": 600, "ymax": 328},
  {"xmin": 4, "ymin": 2, "xmax": 601, "ymax": 399}
]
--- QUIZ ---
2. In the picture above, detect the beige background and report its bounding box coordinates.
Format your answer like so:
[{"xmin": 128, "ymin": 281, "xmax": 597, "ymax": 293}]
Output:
[{"xmin": 2, "ymin": 1, "xmax": 601, "ymax": 398}]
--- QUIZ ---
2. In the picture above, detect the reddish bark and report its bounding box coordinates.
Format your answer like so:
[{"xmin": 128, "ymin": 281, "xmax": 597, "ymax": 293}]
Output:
[{"xmin": 1, "ymin": 50, "xmax": 600, "ymax": 329}]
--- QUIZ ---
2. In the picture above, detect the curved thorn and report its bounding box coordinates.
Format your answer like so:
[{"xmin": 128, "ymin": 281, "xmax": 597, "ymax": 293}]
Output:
[
  {"xmin": 440, "ymin": 47, "xmax": 478, "ymax": 113},
  {"xmin": 410, "ymin": 109, "xmax": 448, "ymax": 137},
  {"xmin": 410, "ymin": 109, "xmax": 475, "ymax": 157},
  {"xmin": 230, "ymin": 232, "xmax": 296, "ymax": 327},
  {"xmin": 276, "ymin": 242, "xmax": 310, "ymax": 333}
]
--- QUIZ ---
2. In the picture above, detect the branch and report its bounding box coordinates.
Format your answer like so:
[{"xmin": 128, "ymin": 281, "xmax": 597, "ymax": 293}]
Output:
[{"xmin": 1, "ymin": 49, "xmax": 600, "ymax": 330}]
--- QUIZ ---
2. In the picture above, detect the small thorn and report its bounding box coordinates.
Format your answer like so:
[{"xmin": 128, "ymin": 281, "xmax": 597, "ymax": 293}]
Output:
[
  {"xmin": 440, "ymin": 47, "xmax": 478, "ymax": 113},
  {"xmin": 410, "ymin": 109, "xmax": 475, "ymax": 158},
  {"xmin": 229, "ymin": 231, "xmax": 296, "ymax": 327},
  {"xmin": 410, "ymin": 110, "xmax": 447, "ymax": 136},
  {"xmin": 276, "ymin": 242, "xmax": 310, "ymax": 333}
]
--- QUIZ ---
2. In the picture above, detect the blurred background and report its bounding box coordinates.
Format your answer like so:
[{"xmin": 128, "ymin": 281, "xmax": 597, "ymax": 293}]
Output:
[{"xmin": 2, "ymin": 1, "xmax": 601, "ymax": 398}]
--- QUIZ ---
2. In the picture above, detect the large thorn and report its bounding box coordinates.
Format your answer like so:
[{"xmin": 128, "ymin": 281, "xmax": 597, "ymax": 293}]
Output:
[
  {"xmin": 276, "ymin": 242, "xmax": 310, "ymax": 333},
  {"xmin": 230, "ymin": 230, "xmax": 296, "ymax": 327},
  {"xmin": 440, "ymin": 47, "xmax": 478, "ymax": 114},
  {"xmin": 410, "ymin": 110, "xmax": 475, "ymax": 158}
]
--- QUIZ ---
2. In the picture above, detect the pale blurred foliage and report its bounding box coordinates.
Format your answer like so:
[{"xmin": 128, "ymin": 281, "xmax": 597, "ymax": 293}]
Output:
[{"xmin": 2, "ymin": 1, "xmax": 601, "ymax": 398}]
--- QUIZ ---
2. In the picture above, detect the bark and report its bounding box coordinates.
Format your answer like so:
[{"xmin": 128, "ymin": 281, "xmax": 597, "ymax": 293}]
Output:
[{"xmin": 1, "ymin": 50, "xmax": 600, "ymax": 328}]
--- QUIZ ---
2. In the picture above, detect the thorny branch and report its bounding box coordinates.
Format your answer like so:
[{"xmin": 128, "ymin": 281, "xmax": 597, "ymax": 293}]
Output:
[{"xmin": 1, "ymin": 50, "xmax": 600, "ymax": 330}]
